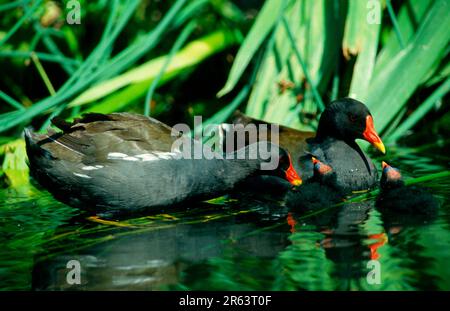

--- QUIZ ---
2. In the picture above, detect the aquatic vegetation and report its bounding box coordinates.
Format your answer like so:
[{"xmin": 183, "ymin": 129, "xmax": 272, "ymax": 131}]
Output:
[{"xmin": 0, "ymin": 0, "xmax": 449, "ymax": 291}]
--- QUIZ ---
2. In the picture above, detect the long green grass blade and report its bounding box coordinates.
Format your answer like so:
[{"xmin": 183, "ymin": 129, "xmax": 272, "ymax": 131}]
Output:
[
  {"xmin": 374, "ymin": 0, "xmax": 431, "ymax": 76},
  {"xmin": 93, "ymin": 0, "xmax": 188, "ymax": 82},
  {"xmin": 244, "ymin": 23, "xmax": 278, "ymax": 118},
  {"xmin": 144, "ymin": 21, "xmax": 197, "ymax": 116},
  {"xmin": 386, "ymin": 0, "xmax": 406, "ymax": 48},
  {"xmin": 0, "ymin": 0, "xmax": 41, "ymax": 47},
  {"xmin": 217, "ymin": 0, "xmax": 286, "ymax": 97},
  {"xmin": 0, "ymin": 91, "xmax": 24, "ymax": 110},
  {"xmin": 195, "ymin": 85, "xmax": 250, "ymax": 137},
  {"xmin": 281, "ymin": 17, "xmax": 324, "ymax": 111},
  {"xmin": 0, "ymin": 0, "xmax": 31, "ymax": 12},
  {"xmin": 424, "ymin": 60, "xmax": 450, "ymax": 87},
  {"xmin": 30, "ymin": 52, "xmax": 56, "ymax": 96},
  {"xmin": 366, "ymin": 0, "xmax": 450, "ymax": 133},
  {"xmin": 33, "ymin": 24, "xmax": 77, "ymax": 74},
  {"xmin": 330, "ymin": 68, "xmax": 340, "ymax": 101},
  {"xmin": 70, "ymin": 29, "xmax": 238, "ymax": 110},
  {"xmin": 0, "ymin": 0, "xmax": 137, "ymax": 131},
  {"xmin": 346, "ymin": 0, "xmax": 382, "ymax": 100},
  {"xmin": 38, "ymin": 104, "xmax": 66, "ymax": 132},
  {"xmin": 387, "ymin": 77, "xmax": 450, "ymax": 142},
  {"xmin": 342, "ymin": 0, "xmax": 368, "ymax": 58},
  {"xmin": 0, "ymin": 50, "xmax": 81, "ymax": 66},
  {"xmin": 0, "ymin": 0, "xmax": 189, "ymax": 133},
  {"xmin": 246, "ymin": 0, "xmax": 344, "ymax": 130},
  {"xmin": 338, "ymin": 170, "xmax": 450, "ymax": 205},
  {"xmin": 196, "ymin": 43, "xmax": 264, "ymax": 136}
]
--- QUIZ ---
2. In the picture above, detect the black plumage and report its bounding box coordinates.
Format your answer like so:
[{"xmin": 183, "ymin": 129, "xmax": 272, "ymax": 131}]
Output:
[
  {"xmin": 285, "ymin": 158, "xmax": 343, "ymax": 213},
  {"xmin": 298, "ymin": 98, "xmax": 384, "ymax": 193},
  {"xmin": 376, "ymin": 162, "xmax": 439, "ymax": 224},
  {"xmin": 25, "ymin": 112, "xmax": 301, "ymax": 214},
  {"xmin": 227, "ymin": 98, "xmax": 385, "ymax": 193}
]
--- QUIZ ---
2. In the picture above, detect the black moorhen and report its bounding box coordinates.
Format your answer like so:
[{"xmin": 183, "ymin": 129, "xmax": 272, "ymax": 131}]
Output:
[
  {"xmin": 226, "ymin": 98, "xmax": 385, "ymax": 193},
  {"xmin": 25, "ymin": 113, "xmax": 302, "ymax": 214},
  {"xmin": 285, "ymin": 158, "xmax": 343, "ymax": 213},
  {"xmin": 376, "ymin": 161, "xmax": 439, "ymax": 222}
]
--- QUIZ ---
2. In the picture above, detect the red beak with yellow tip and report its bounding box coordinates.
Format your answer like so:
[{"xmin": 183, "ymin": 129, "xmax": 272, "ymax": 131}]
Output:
[
  {"xmin": 311, "ymin": 157, "xmax": 319, "ymax": 165},
  {"xmin": 285, "ymin": 154, "xmax": 302, "ymax": 186},
  {"xmin": 362, "ymin": 115, "xmax": 386, "ymax": 154}
]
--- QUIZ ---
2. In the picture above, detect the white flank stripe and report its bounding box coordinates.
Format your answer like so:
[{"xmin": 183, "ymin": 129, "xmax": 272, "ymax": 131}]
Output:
[
  {"xmin": 107, "ymin": 152, "xmax": 128, "ymax": 159},
  {"xmin": 82, "ymin": 166, "xmax": 98, "ymax": 171},
  {"xmin": 73, "ymin": 173, "xmax": 92, "ymax": 179},
  {"xmin": 108, "ymin": 152, "xmax": 180, "ymax": 162},
  {"xmin": 122, "ymin": 156, "xmax": 138, "ymax": 161}
]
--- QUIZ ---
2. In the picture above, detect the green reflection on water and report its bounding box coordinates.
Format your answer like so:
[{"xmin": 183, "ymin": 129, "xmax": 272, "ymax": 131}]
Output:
[{"xmin": 0, "ymin": 142, "xmax": 449, "ymax": 290}]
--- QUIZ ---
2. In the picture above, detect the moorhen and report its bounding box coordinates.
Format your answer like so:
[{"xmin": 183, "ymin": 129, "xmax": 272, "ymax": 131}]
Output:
[
  {"xmin": 285, "ymin": 158, "xmax": 343, "ymax": 212},
  {"xmin": 226, "ymin": 98, "xmax": 385, "ymax": 193},
  {"xmin": 376, "ymin": 161, "xmax": 439, "ymax": 222},
  {"xmin": 24, "ymin": 112, "xmax": 302, "ymax": 214}
]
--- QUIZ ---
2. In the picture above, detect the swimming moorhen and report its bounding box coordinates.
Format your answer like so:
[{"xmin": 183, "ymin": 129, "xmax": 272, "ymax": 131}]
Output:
[
  {"xmin": 376, "ymin": 161, "xmax": 439, "ymax": 221},
  {"xmin": 285, "ymin": 158, "xmax": 343, "ymax": 213},
  {"xmin": 24, "ymin": 112, "xmax": 302, "ymax": 214},
  {"xmin": 226, "ymin": 98, "xmax": 385, "ymax": 193}
]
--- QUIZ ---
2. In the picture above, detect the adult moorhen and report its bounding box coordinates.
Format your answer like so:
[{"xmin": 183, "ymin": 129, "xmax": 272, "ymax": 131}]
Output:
[
  {"xmin": 376, "ymin": 161, "xmax": 439, "ymax": 222},
  {"xmin": 25, "ymin": 112, "xmax": 302, "ymax": 214},
  {"xmin": 226, "ymin": 98, "xmax": 385, "ymax": 193},
  {"xmin": 285, "ymin": 158, "xmax": 343, "ymax": 213}
]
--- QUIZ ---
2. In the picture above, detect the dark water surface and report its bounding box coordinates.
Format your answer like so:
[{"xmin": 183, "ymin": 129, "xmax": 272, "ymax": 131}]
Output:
[{"xmin": 1, "ymin": 141, "xmax": 449, "ymax": 290}]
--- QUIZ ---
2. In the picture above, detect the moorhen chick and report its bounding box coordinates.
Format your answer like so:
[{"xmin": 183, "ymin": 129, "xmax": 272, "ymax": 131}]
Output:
[
  {"xmin": 376, "ymin": 161, "xmax": 439, "ymax": 222},
  {"xmin": 226, "ymin": 98, "xmax": 385, "ymax": 193},
  {"xmin": 25, "ymin": 112, "xmax": 302, "ymax": 214},
  {"xmin": 285, "ymin": 158, "xmax": 343, "ymax": 213}
]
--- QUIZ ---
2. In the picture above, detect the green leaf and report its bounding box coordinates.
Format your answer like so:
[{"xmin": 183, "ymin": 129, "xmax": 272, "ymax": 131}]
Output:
[
  {"xmin": 83, "ymin": 29, "xmax": 239, "ymax": 114},
  {"xmin": 70, "ymin": 29, "xmax": 238, "ymax": 108},
  {"xmin": 386, "ymin": 77, "xmax": 450, "ymax": 142},
  {"xmin": 366, "ymin": 0, "xmax": 450, "ymax": 133},
  {"xmin": 374, "ymin": 0, "xmax": 432, "ymax": 76},
  {"xmin": 246, "ymin": 0, "xmax": 345, "ymax": 130},
  {"xmin": 346, "ymin": 0, "xmax": 382, "ymax": 100},
  {"xmin": 217, "ymin": 0, "xmax": 287, "ymax": 97},
  {"xmin": 1, "ymin": 139, "xmax": 29, "ymax": 189},
  {"xmin": 342, "ymin": 0, "xmax": 370, "ymax": 58},
  {"xmin": 144, "ymin": 21, "xmax": 198, "ymax": 116},
  {"xmin": 195, "ymin": 85, "xmax": 251, "ymax": 136}
]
